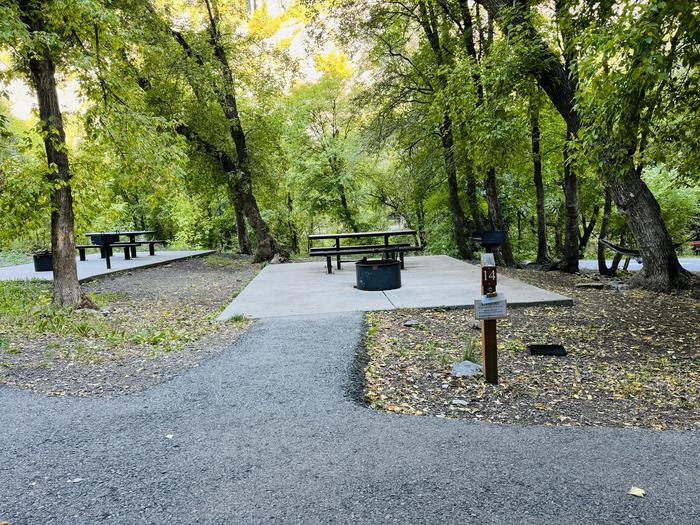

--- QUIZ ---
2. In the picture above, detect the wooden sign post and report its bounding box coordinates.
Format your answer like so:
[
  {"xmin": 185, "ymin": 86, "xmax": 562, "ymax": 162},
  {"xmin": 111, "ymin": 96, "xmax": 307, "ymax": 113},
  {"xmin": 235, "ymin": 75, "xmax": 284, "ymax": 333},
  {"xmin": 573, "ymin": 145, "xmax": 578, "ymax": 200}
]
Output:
[{"xmin": 479, "ymin": 254, "xmax": 499, "ymax": 384}]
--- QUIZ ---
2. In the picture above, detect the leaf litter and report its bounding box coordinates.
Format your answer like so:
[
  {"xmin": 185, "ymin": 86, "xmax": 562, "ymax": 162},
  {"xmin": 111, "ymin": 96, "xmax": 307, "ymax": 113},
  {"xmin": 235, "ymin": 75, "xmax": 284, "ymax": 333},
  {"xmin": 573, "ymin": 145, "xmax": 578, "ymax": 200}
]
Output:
[{"xmin": 364, "ymin": 268, "xmax": 699, "ymax": 430}]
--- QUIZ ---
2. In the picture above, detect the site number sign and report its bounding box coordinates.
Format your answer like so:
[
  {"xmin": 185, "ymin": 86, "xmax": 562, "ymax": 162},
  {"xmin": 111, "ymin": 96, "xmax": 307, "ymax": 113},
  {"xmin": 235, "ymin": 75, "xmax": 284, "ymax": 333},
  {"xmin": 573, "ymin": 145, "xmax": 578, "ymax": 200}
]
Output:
[{"xmin": 482, "ymin": 266, "xmax": 497, "ymax": 294}]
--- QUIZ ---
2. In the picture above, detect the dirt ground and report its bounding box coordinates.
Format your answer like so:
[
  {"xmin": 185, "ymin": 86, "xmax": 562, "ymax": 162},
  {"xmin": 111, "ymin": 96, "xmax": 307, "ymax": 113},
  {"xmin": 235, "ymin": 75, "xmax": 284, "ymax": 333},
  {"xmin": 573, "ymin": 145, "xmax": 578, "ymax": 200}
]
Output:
[
  {"xmin": 0, "ymin": 254, "xmax": 261, "ymax": 396},
  {"xmin": 365, "ymin": 268, "xmax": 700, "ymax": 430}
]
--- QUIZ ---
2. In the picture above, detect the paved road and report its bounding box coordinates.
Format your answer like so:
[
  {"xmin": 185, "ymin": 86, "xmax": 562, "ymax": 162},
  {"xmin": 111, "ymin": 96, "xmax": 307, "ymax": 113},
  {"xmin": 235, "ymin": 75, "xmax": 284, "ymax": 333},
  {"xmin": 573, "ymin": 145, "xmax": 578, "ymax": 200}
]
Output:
[
  {"xmin": 1, "ymin": 314, "xmax": 698, "ymax": 524},
  {"xmin": 579, "ymin": 257, "xmax": 700, "ymax": 273}
]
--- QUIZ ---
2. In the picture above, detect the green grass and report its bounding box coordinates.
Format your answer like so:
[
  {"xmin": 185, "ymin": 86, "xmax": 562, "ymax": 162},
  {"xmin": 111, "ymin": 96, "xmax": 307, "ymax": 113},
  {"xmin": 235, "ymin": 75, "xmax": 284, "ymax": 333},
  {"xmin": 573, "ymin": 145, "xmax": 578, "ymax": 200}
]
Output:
[
  {"xmin": 204, "ymin": 253, "xmax": 251, "ymax": 268},
  {"xmin": 0, "ymin": 251, "xmax": 31, "ymax": 268},
  {"xmin": 0, "ymin": 281, "xmax": 219, "ymax": 363},
  {"xmin": 0, "ymin": 255, "xmax": 258, "ymax": 369},
  {"xmin": 461, "ymin": 335, "xmax": 481, "ymax": 363},
  {"xmin": 0, "ymin": 281, "xmax": 120, "ymax": 339},
  {"xmin": 226, "ymin": 314, "xmax": 248, "ymax": 324}
]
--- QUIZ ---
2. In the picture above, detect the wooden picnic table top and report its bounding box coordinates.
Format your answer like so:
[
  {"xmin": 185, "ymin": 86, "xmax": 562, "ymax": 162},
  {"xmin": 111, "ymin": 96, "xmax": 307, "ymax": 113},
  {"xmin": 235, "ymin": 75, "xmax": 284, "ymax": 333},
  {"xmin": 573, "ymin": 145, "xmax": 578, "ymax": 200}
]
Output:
[
  {"xmin": 308, "ymin": 229, "xmax": 417, "ymax": 241},
  {"xmin": 83, "ymin": 230, "xmax": 156, "ymax": 237}
]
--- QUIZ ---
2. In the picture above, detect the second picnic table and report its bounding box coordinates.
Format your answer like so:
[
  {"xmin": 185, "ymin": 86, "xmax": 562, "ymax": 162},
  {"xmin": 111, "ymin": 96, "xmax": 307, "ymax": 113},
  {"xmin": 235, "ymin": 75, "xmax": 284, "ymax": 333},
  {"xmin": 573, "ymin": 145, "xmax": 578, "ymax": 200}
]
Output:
[
  {"xmin": 83, "ymin": 230, "xmax": 156, "ymax": 258},
  {"xmin": 308, "ymin": 229, "xmax": 422, "ymax": 273},
  {"xmin": 78, "ymin": 230, "xmax": 168, "ymax": 269}
]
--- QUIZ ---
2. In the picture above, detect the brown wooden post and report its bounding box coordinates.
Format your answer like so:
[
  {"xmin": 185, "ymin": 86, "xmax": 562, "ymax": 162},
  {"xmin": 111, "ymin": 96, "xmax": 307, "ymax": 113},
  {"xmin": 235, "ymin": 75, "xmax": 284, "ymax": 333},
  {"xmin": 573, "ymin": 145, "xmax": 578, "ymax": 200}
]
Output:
[
  {"xmin": 481, "ymin": 259, "xmax": 498, "ymax": 385},
  {"xmin": 481, "ymin": 319, "xmax": 498, "ymax": 384}
]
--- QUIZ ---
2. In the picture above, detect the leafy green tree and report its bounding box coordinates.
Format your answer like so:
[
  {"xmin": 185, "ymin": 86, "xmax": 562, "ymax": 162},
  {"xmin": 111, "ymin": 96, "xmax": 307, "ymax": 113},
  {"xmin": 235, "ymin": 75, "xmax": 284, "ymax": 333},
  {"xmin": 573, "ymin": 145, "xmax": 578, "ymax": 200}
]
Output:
[
  {"xmin": 283, "ymin": 53, "xmax": 366, "ymax": 232},
  {"xmin": 473, "ymin": 0, "xmax": 693, "ymax": 289},
  {"xmin": 1, "ymin": 0, "xmax": 103, "ymax": 306}
]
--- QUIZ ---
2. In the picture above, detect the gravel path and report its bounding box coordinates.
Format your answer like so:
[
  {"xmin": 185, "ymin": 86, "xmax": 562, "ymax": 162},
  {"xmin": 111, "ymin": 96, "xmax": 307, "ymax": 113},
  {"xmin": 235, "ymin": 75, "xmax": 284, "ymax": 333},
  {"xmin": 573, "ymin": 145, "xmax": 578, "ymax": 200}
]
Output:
[{"xmin": 1, "ymin": 313, "xmax": 698, "ymax": 524}]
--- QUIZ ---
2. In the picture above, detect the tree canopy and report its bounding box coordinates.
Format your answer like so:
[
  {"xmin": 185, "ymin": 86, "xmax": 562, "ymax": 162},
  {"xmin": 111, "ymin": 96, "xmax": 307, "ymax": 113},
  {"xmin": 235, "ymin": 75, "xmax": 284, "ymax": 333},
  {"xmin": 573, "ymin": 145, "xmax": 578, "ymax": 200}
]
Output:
[{"xmin": 1, "ymin": 0, "xmax": 698, "ymax": 303}]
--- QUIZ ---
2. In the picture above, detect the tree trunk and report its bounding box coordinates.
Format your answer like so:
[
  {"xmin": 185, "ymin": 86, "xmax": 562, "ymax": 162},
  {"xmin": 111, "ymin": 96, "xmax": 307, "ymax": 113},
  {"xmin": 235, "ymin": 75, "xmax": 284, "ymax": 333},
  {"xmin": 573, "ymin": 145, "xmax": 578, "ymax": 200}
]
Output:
[
  {"xmin": 337, "ymin": 182, "xmax": 358, "ymax": 233},
  {"xmin": 597, "ymin": 186, "xmax": 615, "ymax": 275},
  {"xmin": 600, "ymin": 224, "xmax": 626, "ymax": 277},
  {"xmin": 176, "ymin": 121, "xmax": 271, "ymax": 261},
  {"xmin": 203, "ymin": 0, "xmax": 280, "ymax": 262},
  {"xmin": 485, "ymin": 168, "xmax": 516, "ymax": 266},
  {"xmin": 286, "ymin": 192, "xmax": 299, "ymax": 254},
  {"xmin": 609, "ymin": 168, "xmax": 690, "ymax": 290},
  {"xmin": 454, "ymin": 2, "xmax": 486, "ymax": 235},
  {"xmin": 22, "ymin": 10, "xmax": 90, "ymax": 307},
  {"xmin": 236, "ymin": 183, "xmax": 278, "ymax": 262},
  {"xmin": 330, "ymin": 155, "xmax": 358, "ymax": 233},
  {"xmin": 49, "ymin": 183, "xmax": 85, "ymax": 306},
  {"xmin": 220, "ymin": 155, "xmax": 279, "ymax": 261},
  {"xmin": 554, "ymin": 212, "xmax": 563, "ymax": 256},
  {"xmin": 416, "ymin": 200, "xmax": 427, "ymax": 248},
  {"xmin": 416, "ymin": 1, "xmax": 471, "ymax": 259},
  {"xmin": 530, "ymin": 92, "xmax": 549, "ymax": 264},
  {"xmin": 233, "ymin": 200, "xmax": 251, "ymax": 255},
  {"xmin": 464, "ymin": 155, "xmax": 486, "ymax": 232},
  {"xmin": 441, "ymin": 115, "xmax": 472, "ymax": 259},
  {"xmin": 561, "ymin": 126, "xmax": 580, "ymax": 272},
  {"xmin": 579, "ymin": 205, "xmax": 599, "ymax": 257}
]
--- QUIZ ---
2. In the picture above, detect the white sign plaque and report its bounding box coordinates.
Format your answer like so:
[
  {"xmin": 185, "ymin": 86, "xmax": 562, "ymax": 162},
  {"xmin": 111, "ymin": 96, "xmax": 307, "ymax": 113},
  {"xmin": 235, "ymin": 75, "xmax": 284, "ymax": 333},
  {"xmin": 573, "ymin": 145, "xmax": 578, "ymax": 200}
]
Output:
[
  {"xmin": 481, "ymin": 291, "xmax": 505, "ymax": 304},
  {"xmin": 474, "ymin": 298, "xmax": 508, "ymax": 320},
  {"xmin": 480, "ymin": 253, "xmax": 496, "ymax": 267}
]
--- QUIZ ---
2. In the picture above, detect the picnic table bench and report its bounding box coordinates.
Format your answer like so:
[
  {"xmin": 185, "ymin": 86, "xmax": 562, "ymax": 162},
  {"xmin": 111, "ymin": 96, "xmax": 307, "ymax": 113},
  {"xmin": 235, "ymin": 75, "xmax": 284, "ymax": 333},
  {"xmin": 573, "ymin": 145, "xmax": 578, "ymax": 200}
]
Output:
[
  {"xmin": 308, "ymin": 230, "xmax": 423, "ymax": 274},
  {"xmin": 75, "ymin": 242, "xmax": 141, "ymax": 269}
]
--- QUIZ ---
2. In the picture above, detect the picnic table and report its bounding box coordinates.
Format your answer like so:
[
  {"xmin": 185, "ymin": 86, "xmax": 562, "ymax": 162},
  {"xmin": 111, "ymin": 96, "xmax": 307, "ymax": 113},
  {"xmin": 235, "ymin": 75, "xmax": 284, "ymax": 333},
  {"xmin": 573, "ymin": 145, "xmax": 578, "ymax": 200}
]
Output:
[
  {"xmin": 84, "ymin": 230, "xmax": 156, "ymax": 258},
  {"xmin": 78, "ymin": 230, "xmax": 166, "ymax": 269},
  {"xmin": 308, "ymin": 229, "xmax": 423, "ymax": 274}
]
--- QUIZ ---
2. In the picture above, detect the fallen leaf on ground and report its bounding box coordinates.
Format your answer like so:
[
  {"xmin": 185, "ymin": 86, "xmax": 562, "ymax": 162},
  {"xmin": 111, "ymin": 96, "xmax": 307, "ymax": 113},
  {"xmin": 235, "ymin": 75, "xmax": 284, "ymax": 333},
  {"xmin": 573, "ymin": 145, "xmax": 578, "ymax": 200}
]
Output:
[
  {"xmin": 363, "ymin": 267, "xmax": 699, "ymax": 431},
  {"xmin": 628, "ymin": 486, "xmax": 646, "ymax": 497},
  {"xmin": 165, "ymin": 434, "xmax": 174, "ymax": 439}
]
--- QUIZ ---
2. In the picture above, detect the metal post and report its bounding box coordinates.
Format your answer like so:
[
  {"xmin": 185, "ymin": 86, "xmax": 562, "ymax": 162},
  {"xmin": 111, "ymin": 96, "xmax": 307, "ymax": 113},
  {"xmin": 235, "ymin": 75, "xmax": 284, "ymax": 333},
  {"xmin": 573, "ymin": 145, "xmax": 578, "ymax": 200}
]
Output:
[{"xmin": 335, "ymin": 238, "xmax": 341, "ymax": 269}]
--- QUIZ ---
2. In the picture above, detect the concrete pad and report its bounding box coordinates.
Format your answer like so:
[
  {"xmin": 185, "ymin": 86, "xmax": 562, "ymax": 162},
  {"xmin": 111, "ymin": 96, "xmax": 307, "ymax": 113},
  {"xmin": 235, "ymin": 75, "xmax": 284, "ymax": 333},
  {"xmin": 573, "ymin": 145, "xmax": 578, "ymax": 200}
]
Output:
[
  {"xmin": 218, "ymin": 255, "xmax": 572, "ymax": 320},
  {"xmin": 385, "ymin": 255, "xmax": 571, "ymax": 308},
  {"xmin": 0, "ymin": 250, "xmax": 215, "ymax": 283}
]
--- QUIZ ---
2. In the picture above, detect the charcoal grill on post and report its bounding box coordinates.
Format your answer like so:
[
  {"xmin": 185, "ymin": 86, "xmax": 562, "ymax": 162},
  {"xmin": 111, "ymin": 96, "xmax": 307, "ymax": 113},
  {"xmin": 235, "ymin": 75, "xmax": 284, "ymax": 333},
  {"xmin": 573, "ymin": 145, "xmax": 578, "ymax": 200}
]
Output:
[{"xmin": 473, "ymin": 231, "xmax": 507, "ymax": 253}]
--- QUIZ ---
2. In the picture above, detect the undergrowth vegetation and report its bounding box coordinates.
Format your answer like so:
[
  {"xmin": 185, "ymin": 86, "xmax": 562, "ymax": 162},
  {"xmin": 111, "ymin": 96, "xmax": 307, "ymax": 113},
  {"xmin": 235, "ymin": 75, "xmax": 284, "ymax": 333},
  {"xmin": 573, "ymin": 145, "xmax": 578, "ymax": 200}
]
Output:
[{"xmin": 0, "ymin": 255, "xmax": 253, "ymax": 369}]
